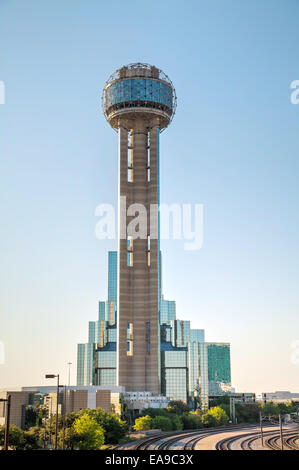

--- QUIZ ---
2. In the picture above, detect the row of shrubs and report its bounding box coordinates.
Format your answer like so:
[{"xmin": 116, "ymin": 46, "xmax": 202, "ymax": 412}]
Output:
[
  {"xmin": 1, "ymin": 408, "xmax": 128, "ymax": 450},
  {"xmin": 134, "ymin": 405, "xmax": 229, "ymax": 432}
]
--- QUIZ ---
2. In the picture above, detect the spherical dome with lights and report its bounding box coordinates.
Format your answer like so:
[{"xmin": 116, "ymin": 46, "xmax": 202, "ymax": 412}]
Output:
[{"xmin": 102, "ymin": 63, "xmax": 177, "ymax": 131}]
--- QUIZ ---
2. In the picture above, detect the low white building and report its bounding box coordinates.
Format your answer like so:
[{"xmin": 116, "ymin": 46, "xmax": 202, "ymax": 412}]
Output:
[
  {"xmin": 257, "ymin": 391, "xmax": 299, "ymax": 402},
  {"xmin": 124, "ymin": 391, "xmax": 169, "ymax": 411}
]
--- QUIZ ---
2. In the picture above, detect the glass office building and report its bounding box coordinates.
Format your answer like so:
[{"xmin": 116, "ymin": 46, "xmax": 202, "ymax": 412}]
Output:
[
  {"xmin": 77, "ymin": 252, "xmax": 231, "ymax": 406},
  {"xmin": 206, "ymin": 343, "xmax": 232, "ymax": 396},
  {"xmin": 77, "ymin": 252, "xmax": 117, "ymax": 387}
]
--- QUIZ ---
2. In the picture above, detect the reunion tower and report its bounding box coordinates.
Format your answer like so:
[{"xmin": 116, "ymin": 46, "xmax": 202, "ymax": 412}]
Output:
[{"xmin": 102, "ymin": 63, "xmax": 176, "ymax": 393}]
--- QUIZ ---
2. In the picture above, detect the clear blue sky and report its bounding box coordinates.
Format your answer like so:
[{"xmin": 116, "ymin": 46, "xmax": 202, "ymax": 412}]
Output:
[{"xmin": 0, "ymin": 0, "xmax": 299, "ymax": 393}]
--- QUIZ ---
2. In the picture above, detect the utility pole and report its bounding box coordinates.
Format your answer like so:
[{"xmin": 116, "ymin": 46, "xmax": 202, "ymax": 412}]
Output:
[
  {"xmin": 279, "ymin": 414, "xmax": 284, "ymax": 450},
  {"xmin": 67, "ymin": 362, "xmax": 72, "ymax": 387},
  {"xmin": 61, "ymin": 385, "xmax": 67, "ymax": 450},
  {"xmin": 260, "ymin": 411, "xmax": 264, "ymax": 447},
  {"xmin": 230, "ymin": 397, "xmax": 236, "ymax": 423},
  {"xmin": 45, "ymin": 374, "xmax": 60, "ymax": 450},
  {"xmin": 3, "ymin": 395, "xmax": 11, "ymax": 451}
]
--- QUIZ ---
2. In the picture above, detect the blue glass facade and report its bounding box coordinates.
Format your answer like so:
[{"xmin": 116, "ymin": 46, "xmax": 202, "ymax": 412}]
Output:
[
  {"xmin": 77, "ymin": 254, "xmax": 232, "ymax": 406},
  {"xmin": 107, "ymin": 251, "xmax": 117, "ymax": 325},
  {"xmin": 77, "ymin": 251, "xmax": 117, "ymax": 387},
  {"xmin": 105, "ymin": 79, "xmax": 173, "ymax": 110},
  {"xmin": 160, "ymin": 297, "xmax": 176, "ymax": 325},
  {"xmin": 207, "ymin": 343, "xmax": 231, "ymax": 385}
]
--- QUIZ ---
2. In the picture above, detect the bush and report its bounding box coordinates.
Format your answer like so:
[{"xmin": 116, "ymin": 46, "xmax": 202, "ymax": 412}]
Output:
[
  {"xmin": 134, "ymin": 415, "xmax": 152, "ymax": 431},
  {"xmin": 235, "ymin": 403, "xmax": 260, "ymax": 423},
  {"xmin": 23, "ymin": 426, "xmax": 42, "ymax": 449},
  {"xmin": 201, "ymin": 412, "xmax": 217, "ymax": 427},
  {"xmin": 182, "ymin": 412, "xmax": 202, "ymax": 430},
  {"xmin": 261, "ymin": 402, "xmax": 280, "ymax": 416},
  {"xmin": 140, "ymin": 407, "xmax": 169, "ymax": 419},
  {"xmin": 167, "ymin": 401, "xmax": 188, "ymax": 414},
  {"xmin": 208, "ymin": 406, "xmax": 229, "ymax": 426},
  {"xmin": 152, "ymin": 416, "xmax": 172, "ymax": 432},
  {"xmin": 78, "ymin": 408, "xmax": 128, "ymax": 444},
  {"xmin": 0, "ymin": 425, "xmax": 26, "ymax": 450},
  {"xmin": 171, "ymin": 414, "xmax": 183, "ymax": 430},
  {"xmin": 73, "ymin": 414, "xmax": 105, "ymax": 450}
]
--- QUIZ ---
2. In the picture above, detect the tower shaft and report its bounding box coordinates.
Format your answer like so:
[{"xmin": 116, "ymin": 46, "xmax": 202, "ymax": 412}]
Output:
[{"xmin": 117, "ymin": 118, "xmax": 160, "ymax": 393}]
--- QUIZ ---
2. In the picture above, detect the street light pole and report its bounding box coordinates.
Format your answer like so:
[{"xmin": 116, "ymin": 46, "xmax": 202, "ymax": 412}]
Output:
[
  {"xmin": 259, "ymin": 411, "xmax": 264, "ymax": 447},
  {"xmin": 45, "ymin": 374, "xmax": 60, "ymax": 450},
  {"xmin": 0, "ymin": 395, "xmax": 11, "ymax": 451},
  {"xmin": 58, "ymin": 384, "xmax": 67, "ymax": 450},
  {"xmin": 279, "ymin": 414, "xmax": 284, "ymax": 450},
  {"xmin": 67, "ymin": 362, "xmax": 72, "ymax": 387}
]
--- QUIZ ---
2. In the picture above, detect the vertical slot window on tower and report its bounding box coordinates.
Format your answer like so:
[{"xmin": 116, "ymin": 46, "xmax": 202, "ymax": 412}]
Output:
[
  {"xmin": 127, "ymin": 236, "xmax": 133, "ymax": 267},
  {"xmin": 146, "ymin": 321, "xmax": 151, "ymax": 354},
  {"xmin": 128, "ymin": 131, "xmax": 133, "ymax": 182},
  {"xmin": 127, "ymin": 322, "xmax": 133, "ymax": 356},
  {"xmin": 128, "ymin": 168, "xmax": 134, "ymax": 182},
  {"xmin": 127, "ymin": 236, "xmax": 133, "ymax": 251},
  {"xmin": 127, "ymin": 252, "xmax": 133, "ymax": 267},
  {"xmin": 147, "ymin": 235, "xmax": 150, "ymax": 266},
  {"xmin": 147, "ymin": 130, "xmax": 150, "ymax": 182}
]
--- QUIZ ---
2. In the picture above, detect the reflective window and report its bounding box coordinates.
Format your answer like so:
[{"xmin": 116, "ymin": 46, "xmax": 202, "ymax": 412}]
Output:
[{"xmin": 106, "ymin": 79, "xmax": 173, "ymax": 110}]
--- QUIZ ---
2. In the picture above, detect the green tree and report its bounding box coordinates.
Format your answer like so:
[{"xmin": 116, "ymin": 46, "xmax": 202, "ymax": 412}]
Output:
[
  {"xmin": 167, "ymin": 401, "xmax": 188, "ymax": 414},
  {"xmin": 201, "ymin": 412, "xmax": 217, "ymax": 427},
  {"xmin": 133, "ymin": 415, "xmax": 152, "ymax": 431},
  {"xmin": 171, "ymin": 414, "xmax": 183, "ymax": 430},
  {"xmin": 23, "ymin": 426, "xmax": 41, "ymax": 450},
  {"xmin": 207, "ymin": 406, "xmax": 229, "ymax": 426},
  {"xmin": 210, "ymin": 395, "xmax": 230, "ymax": 407},
  {"xmin": 73, "ymin": 414, "xmax": 105, "ymax": 450},
  {"xmin": 58, "ymin": 427, "xmax": 77, "ymax": 450},
  {"xmin": 152, "ymin": 416, "xmax": 172, "ymax": 432},
  {"xmin": 24, "ymin": 406, "xmax": 38, "ymax": 429},
  {"xmin": 181, "ymin": 412, "xmax": 202, "ymax": 430},
  {"xmin": 78, "ymin": 408, "xmax": 128, "ymax": 444},
  {"xmin": 0, "ymin": 425, "xmax": 26, "ymax": 450},
  {"xmin": 140, "ymin": 407, "xmax": 169, "ymax": 419},
  {"xmin": 261, "ymin": 401, "xmax": 280, "ymax": 417},
  {"xmin": 235, "ymin": 403, "xmax": 260, "ymax": 423}
]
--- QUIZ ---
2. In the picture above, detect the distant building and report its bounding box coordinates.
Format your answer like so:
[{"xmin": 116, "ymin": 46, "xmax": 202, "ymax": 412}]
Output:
[
  {"xmin": 124, "ymin": 392, "xmax": 169, "ymax": 413},
  {"xmin": 77, "ymin": 254, "xmax": 232, "ymax": 409},
  {"xmin": 22, "ymin": 385, "xmax": 124, "ymax": 416},
  {"xmin": 258, "ymin": 391, "xmax": 299, "ymax": 403},
  {"xmin": 0, "ymin": 391, "xmax": 31, "ymax": 428}
]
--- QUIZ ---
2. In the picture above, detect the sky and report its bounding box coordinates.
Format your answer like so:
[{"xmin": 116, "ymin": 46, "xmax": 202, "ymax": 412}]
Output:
[{"xmin": 0, "ymin": 0, "xmax": 299, "ymax": 394}]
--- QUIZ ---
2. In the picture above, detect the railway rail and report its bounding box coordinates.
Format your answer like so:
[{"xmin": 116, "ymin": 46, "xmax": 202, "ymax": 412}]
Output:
[{"xmin": 116, "ymin": 424, "xmax": 299, "ymax": 451}]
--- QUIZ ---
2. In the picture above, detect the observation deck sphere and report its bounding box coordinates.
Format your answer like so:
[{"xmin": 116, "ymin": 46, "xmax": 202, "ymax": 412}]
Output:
[{"xmin": 102, "ymin": 63, "xmax": 177, "ymax": 130}]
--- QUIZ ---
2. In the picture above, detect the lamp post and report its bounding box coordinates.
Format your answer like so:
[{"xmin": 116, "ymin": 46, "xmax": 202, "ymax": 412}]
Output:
[
  {"xmin": 67, "ymin": 362, "xmax": 72, "ymax": 387},
  {"xmin": 0, "ymin": 395, "xmax": 11, "ymax": 450},
  {"xmin": 279, "ymin": 414, "xmax": 284, "ymax": 450},
  {"xmin": 45, "ymin": 374, "xmax": 59, "ymax": 450},
  {"xmin": 259, "ymin": 411, "xmax": 264, "ymax": 447},
  {"xmin": 58, "ymin": 384, "xmax": 67, "ymax": 450}
]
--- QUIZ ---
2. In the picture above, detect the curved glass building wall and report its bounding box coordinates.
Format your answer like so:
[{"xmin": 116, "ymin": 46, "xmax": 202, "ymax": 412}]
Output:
[{"xmin": 105, "ymin": 78, "xmax": 173, "ymax": 112}]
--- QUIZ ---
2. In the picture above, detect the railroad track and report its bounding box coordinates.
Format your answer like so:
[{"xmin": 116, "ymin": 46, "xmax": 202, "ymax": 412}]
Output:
[
  {"xmin": 116, "ymin": 424, "xmax": 258, "ymax": 450},
  {"xmin": 215, "ymin": 428, "xmax": 280, "ymax": 450},
  {"xmin": 265, "ymin": 432, "xmax": 299, "ymax": 451},
  {"xmin": 285, "ymin": 435, "xmax": 299, "ymax": 450},
  {"xmin": 116, "ymin": 424, "xmax": 299, "ymax": 451}
]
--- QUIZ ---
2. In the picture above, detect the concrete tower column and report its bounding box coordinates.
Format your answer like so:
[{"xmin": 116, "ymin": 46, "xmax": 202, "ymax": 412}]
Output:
[
  {"xmin": 117, "ymin": 119, "xmax": 159, "ymax": 393},
  {"xmin": 102, "ymin": 63, "xmax": 176, "ymax": 394}
]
